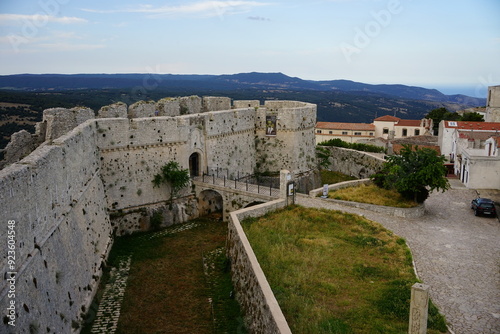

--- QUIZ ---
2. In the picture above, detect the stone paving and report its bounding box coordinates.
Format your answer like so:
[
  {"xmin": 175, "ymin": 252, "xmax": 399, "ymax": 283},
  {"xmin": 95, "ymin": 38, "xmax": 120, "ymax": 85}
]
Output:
[
  {"xmin": 90, "ymin": 256, "xmax": 132, "ymax": 334},
  {"xmin": 297, "ymin": 179, "xmax": 500, "ymax": 334}
]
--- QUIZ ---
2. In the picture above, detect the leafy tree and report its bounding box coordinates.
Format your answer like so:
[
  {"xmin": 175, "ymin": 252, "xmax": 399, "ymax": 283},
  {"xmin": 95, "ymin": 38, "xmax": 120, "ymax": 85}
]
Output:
[
  {"xmin": 371, "ymin": 145, "xmax": 449, "ymax": 203},
  {"xmin": 425, "ymin": 107, "xmax": 461, "ymax": 134},
  {"xmin": 460, "ymin": 112, "xmax": 484, "ymax": 122},
  {"xmin": 152, "ymin": 161, "xmax": 190, "ymax": 209}
]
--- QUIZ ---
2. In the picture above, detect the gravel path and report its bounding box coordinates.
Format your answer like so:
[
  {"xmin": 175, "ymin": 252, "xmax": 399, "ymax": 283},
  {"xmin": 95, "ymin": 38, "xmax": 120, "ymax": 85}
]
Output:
[{"xmin": 297, "ymin": 181, "xmax": 500, "ymax": 334}]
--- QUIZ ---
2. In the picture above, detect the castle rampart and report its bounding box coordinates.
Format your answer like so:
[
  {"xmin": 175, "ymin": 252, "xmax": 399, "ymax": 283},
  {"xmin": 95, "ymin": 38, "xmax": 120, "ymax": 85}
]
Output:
[
  {"xmin": 0, "ymin": 120, "xmax": 112, "ymax": 333},
  {"xmin": 0, "ymin": 96, "xmax": 317, "ymax": 332}
]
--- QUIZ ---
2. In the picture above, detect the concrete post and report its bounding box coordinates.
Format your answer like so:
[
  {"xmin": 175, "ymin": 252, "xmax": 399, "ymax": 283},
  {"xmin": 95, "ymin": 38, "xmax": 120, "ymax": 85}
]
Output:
[
  {"xmin": 408, "ymin": 283, "xmax": 429, "ymax": 334},
  {"xmin": 279, "ymin": 170, "xmax": 291, "ymax": 199}
]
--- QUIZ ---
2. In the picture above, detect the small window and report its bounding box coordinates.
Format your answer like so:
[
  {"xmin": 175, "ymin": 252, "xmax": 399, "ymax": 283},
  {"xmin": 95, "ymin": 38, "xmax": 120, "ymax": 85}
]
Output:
[
  {"xmin": 414, "ymin": 129, "xmax": 420, "ymax": 136},
  {"xmin": 342, "ymin": 131, "xmax": 348, "ymax": 135},
  {"xmin": 329, "ymin": 131, "xmax": 333, "ymax": 134},
  {"xmin": 383, "ymin": 128, "xmax": 389, "ymax": 134},
  {"xmin": 317, "ymin": 130, "xmax": 322, "ymax": 134},
  {"xmin": 402, "ymin": 129, "xmax": 408, "ymax": 137},
  {"xmin": 354, "ymin": 132, "xmax": 361, "ymax": 136},
  {"xmin": 448, "ymin": 121, "xmax": 457, "ymax": 127},
  {"xmin": 369, "ymin": 132, "xmax": 374, "ymax": 136}
]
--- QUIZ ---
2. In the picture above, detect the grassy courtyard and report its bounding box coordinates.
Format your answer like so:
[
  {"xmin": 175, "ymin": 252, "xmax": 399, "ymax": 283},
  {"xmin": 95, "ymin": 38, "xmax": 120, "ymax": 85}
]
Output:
[{"xmin": 242, "ymin": 205, "xmax": 447, "ymax": 333}]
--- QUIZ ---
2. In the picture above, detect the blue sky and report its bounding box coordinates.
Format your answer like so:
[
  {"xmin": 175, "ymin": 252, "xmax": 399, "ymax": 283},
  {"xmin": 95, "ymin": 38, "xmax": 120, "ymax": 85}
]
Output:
[{"xmin": 0, "ymin": 0, "xmax": 499, "ymax": 96}]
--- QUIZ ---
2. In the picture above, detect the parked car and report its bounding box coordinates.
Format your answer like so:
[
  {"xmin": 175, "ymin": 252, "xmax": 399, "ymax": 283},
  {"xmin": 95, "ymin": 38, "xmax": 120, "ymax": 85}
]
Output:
[{"xmin": 471, "ymin": 198, "xmax": 497, "ymax": 217}]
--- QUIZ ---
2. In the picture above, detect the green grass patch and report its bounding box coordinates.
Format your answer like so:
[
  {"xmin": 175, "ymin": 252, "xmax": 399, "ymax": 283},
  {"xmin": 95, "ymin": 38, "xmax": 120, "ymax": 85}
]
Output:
[
  {"xmin": 242, "ymin": 205, "xmax": 446, "ymax": 333},
  {"xmin": 328, "ymin": 183, "xmax": 419, "ymax": 208},
  {"xmin": 320, "ymin": 170, "xmax": 357, "ymax": 185}
]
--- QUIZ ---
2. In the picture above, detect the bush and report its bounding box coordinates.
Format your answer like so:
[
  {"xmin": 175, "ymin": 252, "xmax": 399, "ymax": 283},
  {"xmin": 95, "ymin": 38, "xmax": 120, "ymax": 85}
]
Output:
[
  {"xmin": 320, "ymin": 138, "xmax": 386, "ymax": 153},
  {"xmin": 370, "ymin": 145, "xmax": 449, "ymax": 203}
]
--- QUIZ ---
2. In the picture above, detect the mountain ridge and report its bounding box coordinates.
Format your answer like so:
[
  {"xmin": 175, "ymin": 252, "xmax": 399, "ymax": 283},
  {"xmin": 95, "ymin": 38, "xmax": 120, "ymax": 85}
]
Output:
[{"xmin": 0, "ymin": 72, "xmax": 486, "ymax": 107}]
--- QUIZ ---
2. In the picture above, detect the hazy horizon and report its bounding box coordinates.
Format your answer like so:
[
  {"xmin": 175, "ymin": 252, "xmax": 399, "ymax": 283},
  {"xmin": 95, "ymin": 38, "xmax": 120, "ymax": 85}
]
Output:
[
  {"xmin": 1, "ymin": 0, "xmax": 499, "ymax": 97},
  {"xmin": 0, "ymin": 71, "xmax": 491, "ymax": 98}
]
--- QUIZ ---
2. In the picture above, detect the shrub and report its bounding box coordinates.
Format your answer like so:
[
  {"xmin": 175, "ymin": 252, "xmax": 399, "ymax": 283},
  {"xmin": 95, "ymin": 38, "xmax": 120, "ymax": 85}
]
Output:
[{"xmin": 320, "ymin": 138, "xmax": 386, "ymax": 153}]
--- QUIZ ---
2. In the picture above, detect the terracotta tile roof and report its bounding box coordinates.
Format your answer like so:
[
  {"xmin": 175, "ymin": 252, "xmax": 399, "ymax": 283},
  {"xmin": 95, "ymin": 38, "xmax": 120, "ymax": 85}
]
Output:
[
  {"xmin": 443, "ymin": 121, "xmax": 500, "ymax": 131},
  {"xmin": 316, "ymin": 122, "xmax": 375, "ymax": 131},
  {"xmin": 395, "ymin": 119, "xmax": 421, "ymax": 127},
  {"xmin": 458, "ymin": 130, "xmax": 500, "ymax": 141},
  {"xmin": 374, "ymin": 115, "xmax": 400, "ymax": 122}
]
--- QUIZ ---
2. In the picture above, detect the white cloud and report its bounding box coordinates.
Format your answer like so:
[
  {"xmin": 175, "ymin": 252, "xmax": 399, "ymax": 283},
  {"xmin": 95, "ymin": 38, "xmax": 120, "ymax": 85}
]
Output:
[
  {"xmin": 0, "ymin": 29, "xmax": 102, "ymax": 55},
  {"xmin": 82, "ymin": 1, "xmax": 272, "ymax": 18},
  {"xmin": 247, "ymin": 16, "xmax": 270, "ymax": 21},
  {"xmin": 0, "ymin": 14, "xmax": 87, "ymax": 26},
  {"xmin": 37, "ymin": 43, "xmax": 105, "ymax": 51}
]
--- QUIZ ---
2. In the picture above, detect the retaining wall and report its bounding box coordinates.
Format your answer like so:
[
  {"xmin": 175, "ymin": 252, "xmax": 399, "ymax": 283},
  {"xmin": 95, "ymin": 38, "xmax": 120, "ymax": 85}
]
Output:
[
  {"xmin": 320, "ymin": 146, "xmax": 385, "ymax": 178},
  {"xmin": 227, "ymin": 200, "xmax": 292, "ymax": 334},
  {"xmin": 310, "ymin": 179, "xmax": 426, "ymax": 218}
]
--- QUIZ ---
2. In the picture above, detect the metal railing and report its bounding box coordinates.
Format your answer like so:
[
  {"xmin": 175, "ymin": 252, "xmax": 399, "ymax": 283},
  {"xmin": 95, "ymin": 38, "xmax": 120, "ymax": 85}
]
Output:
[{"xmin": 195, "ymin": 167, "xmax": 280, "ymax": 197}]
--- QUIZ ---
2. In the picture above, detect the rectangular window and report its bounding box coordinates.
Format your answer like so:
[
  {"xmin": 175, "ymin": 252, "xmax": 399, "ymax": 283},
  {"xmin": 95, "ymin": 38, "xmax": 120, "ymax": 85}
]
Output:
[
  {"xmin": 402, "ymin": 129, "xmax": 408, "ymax": 137},
  {"xmin": 354, "ymin": 132, "xmax": 361, "ymax": 136},
  {"xmin": 369, "ymin": 132, "xmax": 374, "ymax": 136},
  {"xmin": 414, "ymin": 129, "xmax": 420, "ymax": 136},
  {"xmin": 317, "ymin": 130, "xmax": 322, "ymax": 134},
  {"xmin": 383, "ymin": 128, "xmax": 389, "ymax": 134},
  {"xmin": 329, "ymin": 131, "xmax": 333, "ymax": 134},
  {"xmin": 342, "ymin": 131, "xmax": 348, "ymax": 135}
]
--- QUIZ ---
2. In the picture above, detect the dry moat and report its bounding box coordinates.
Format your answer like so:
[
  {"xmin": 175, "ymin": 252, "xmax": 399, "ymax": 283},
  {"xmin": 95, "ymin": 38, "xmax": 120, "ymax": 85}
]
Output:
[{"xmin": 82, "ymin": 215, "xmax": 246, "ymax": 334}]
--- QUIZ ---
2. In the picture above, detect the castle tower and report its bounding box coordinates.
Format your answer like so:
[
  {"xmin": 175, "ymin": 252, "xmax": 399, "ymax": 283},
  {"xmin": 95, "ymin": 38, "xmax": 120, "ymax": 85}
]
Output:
[
  {"xmin": 485, "ymin": 85, "xmax": 500, "ymax": 122},
  {"xmin": 254, "ymin": 101, "xmax": 317, "ymax": 175}
]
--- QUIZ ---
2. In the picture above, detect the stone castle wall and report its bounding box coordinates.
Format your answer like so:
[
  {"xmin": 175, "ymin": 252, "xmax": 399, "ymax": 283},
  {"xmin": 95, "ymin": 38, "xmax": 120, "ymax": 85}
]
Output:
[
  {"xmin": 486, "ymin": 86, "xmax": 500, "ymax": 122},
  {"xmin": 0, "ymin": 96, "xmax": 317, "ymax": 333},
  {"xmin": 0, "ymin": 121, "xmax": 112, "ymax": 333},
  {"xmin": 319, "ymin": 145, "xmax": 385, "ymax": 178}
]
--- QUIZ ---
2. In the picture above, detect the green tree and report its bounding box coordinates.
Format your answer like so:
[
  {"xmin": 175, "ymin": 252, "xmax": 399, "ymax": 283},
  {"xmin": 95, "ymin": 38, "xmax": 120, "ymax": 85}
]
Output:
[
  {"xmin": 371, "ymin": 145, "xmax": 449, "ymax": 203},
  {"xmin": 152, "ymin": 161, "xmax": 190, "ymax": 209},
  {"xmin": 425, "ymin": 107, "xmax": 461, "ymax": 135},
  {"xmin": 460, "ymin": 112, "xmax": 484, "ymax": 122}
]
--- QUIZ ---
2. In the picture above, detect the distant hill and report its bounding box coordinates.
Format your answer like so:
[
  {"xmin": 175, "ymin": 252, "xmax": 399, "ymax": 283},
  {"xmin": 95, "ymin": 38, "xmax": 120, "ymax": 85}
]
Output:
[{"xmin": 0, "ymin": 72, "xmax": 486, "ymax": 107}]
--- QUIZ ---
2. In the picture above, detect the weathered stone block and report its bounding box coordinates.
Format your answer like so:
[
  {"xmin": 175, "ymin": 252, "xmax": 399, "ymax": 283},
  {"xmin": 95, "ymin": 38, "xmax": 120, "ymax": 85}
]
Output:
[
  {"xmin": 128, "ymin": 100, "xmax": 157, "ymax": 118},
  {"xmin": 98, "ymin": 102, "xmax": 127, "ymax": 118}
]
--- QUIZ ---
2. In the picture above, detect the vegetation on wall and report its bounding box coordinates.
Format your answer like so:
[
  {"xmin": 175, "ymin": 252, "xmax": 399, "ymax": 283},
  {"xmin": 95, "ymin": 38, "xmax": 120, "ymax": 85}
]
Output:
[
  {"xmin": 152, "ymin": 161, "xmax": 190, "ymax": 209},
  {"xmin": 315, "ymin": 146, "xmax": 331, "ymax": 170},
  {"xmin": 371, "ymin": 145, "xmax": 449, "ymax": 203},
  {"xmin": 320, "ymin": 138, "xmax": 386, "ymax": 154}
]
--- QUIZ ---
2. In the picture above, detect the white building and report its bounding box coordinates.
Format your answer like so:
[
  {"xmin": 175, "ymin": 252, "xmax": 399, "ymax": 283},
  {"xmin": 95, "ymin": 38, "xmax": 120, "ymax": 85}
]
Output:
[
  {"xmin": 315, "ymin": 122, "xmax": 375, "ymax": 144},
  {"xmin": 373, "ymin": 115, "xmax": 433, "ymax": 139},
  {"xmin": 438, "ymin": 120, "xmax": 500, "ymax": 189},
  {"xmin": 316, "ymin": 115, "xmax": 433, "ymax": 145}
]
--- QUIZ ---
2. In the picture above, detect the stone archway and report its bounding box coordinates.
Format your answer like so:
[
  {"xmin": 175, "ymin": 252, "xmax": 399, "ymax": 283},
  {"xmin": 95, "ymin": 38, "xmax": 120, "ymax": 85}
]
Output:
[
  {"xmin": 189, "ymin": 152, "xmax": 200, "ymax": 177},
  {"xmin": 198, "ymin": 189, "xmax": 223, "ymax": 217}
]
